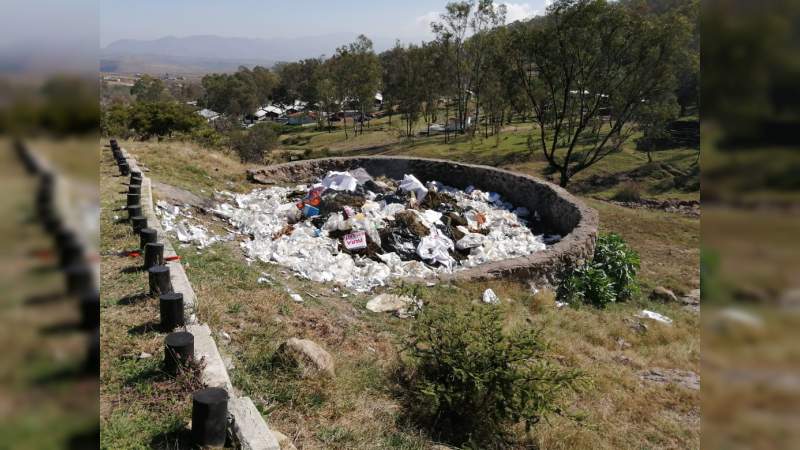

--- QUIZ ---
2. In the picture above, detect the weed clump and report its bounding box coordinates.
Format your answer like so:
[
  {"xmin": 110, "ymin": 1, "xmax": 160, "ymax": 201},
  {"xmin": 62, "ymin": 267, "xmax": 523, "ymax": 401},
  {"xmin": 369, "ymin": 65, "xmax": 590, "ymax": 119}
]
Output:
[
  {"xmin": 557, "ymin": 232, "xmax": 640, "ymax": 307},
  {"xmin": 398, "ymin": 303, "xmax": 582, "ymax": 447}
]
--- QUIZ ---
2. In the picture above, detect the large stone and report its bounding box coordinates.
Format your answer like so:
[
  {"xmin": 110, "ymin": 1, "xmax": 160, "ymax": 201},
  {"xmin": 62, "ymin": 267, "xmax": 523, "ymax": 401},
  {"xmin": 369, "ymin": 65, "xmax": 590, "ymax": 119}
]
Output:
[
  {"xmin": 650, "ymin": 286, "xmax": 678, "ymax": 303},
  {"xmin": 277, "ymin": 338, "xmax": 335, "ymax": 378},
  {"xmin": 366, "ymin": 293, "xmax": 419, "ymax": 317}
]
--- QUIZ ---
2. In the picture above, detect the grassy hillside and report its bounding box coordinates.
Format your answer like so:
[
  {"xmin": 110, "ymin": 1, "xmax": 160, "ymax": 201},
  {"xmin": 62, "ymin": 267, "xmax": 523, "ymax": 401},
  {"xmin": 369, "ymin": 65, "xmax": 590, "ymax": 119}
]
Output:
[{"xmin": 101, "ymin": 132, "xmax": 699, "ymax": 448}]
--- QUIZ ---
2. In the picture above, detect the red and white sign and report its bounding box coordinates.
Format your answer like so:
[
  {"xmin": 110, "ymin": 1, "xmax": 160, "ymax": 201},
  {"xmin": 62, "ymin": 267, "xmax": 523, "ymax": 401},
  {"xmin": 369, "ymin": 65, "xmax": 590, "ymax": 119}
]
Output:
[{"xmin": 343, "ymin": 231, "xmax": 367, "ymax": 250}]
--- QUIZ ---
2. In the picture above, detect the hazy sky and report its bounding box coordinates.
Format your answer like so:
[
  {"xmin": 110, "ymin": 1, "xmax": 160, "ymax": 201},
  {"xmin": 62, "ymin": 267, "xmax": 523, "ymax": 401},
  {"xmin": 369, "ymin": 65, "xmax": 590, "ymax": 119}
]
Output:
[{"xmin": 100, "ymin": 0, "xmax": 550, "ymax": 47}]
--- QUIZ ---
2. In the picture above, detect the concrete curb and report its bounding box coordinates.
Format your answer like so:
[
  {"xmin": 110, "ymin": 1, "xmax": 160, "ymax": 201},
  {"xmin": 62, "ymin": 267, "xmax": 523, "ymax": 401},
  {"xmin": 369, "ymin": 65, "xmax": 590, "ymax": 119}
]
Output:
[{"xmin": 119, "ymin": 148, "xmax": 280, "ymax": 450}]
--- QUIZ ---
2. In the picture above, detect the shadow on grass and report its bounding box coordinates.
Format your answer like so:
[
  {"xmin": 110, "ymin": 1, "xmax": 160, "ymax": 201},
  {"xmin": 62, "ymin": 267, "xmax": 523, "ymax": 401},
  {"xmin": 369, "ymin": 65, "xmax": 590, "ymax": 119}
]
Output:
[
  {"xmin": 118, "ymin": 292, "xmax": 150, "ymax": 306},
  {"xmin": 67, "ymin": 426, "xmax": 100, "ymax": 450},
  {"xmin": 148, "ymin": 428, "xmax": 195, "ymax": 450},
  {"xmin": 24, "ymin": 291, "xmax": 66, "ymax": 306},
  {"xmin": 128, "ymin": 320, "xmax": 161, "ymax": 336},
  {"xmin": 40, "ymin": 321, "xmax": 82, "ymax": 335},
  {"xmin": 120, "ymin": 265, "xmax": 144, "ymax": 274}
]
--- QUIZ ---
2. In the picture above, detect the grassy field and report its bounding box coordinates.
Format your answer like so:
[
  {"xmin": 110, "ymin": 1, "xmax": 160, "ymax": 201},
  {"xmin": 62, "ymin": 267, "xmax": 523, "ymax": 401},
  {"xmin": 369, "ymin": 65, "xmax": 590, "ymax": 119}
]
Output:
[{"xmin": 103, "ymin": 127, "xmax": 700, "ymax": 449}]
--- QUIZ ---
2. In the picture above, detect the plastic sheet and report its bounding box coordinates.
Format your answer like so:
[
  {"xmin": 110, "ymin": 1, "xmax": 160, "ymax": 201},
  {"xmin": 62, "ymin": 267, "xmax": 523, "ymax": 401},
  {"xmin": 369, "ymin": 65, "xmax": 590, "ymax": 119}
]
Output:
[
  {"xmin": 321, "ymin": 171, "xmax": 358, "ymax": 192},
  {"xmin": 399, "ymin": 174, "xmax": 428, "ymax": 204}
]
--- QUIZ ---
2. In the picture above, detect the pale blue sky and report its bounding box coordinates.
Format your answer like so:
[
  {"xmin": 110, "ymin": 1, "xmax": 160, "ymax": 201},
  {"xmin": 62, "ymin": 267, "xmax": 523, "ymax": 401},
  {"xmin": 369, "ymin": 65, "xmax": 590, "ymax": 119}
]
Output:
[{"xmin": 100, "ymin": 0, "xmax": 549, "ymax": 47}]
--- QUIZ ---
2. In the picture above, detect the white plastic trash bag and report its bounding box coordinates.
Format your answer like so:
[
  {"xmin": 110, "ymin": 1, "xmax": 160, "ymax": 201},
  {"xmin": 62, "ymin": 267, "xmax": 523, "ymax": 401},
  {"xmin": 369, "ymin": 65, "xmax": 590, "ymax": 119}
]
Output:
[
  {"xmin": 637, "ymin": 309, "xmax": 672, "ymax": 324},
  {"xmin": 321, "ymin": 171, "xmax": 358, "ymax": 192},
  {"xmin": 399, "ymin": 174, "xmax": 428, "ymax": 203},
  {"xmin": 416, "ymin": 228, "xmax": 455, "ymax": 269},
  {"xmin": 456, "ymin": 233, "xmax": 485, "ymax": 250},
  {"xmin": 482, "ymin": 288, "xmax": 500, "ymax": 305}
]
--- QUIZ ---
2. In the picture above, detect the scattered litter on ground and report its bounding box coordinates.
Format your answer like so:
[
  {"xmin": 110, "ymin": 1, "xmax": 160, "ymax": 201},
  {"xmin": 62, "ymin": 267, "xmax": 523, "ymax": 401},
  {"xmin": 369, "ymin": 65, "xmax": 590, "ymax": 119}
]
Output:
[
  {"xmin": 637, "ymin": 309, "xmax": 673, "ymax": 325},
  {"xmin": 640, "ymin": 368, "xmax": 700, "ymax": 390},
  {"xmin": 285, "ymin": 287, "xmax": 303, "ymax": 303},
  {"xmin": 482, "ymin": 288, "xmax": 500, "ymax": 305},
  {"xmin": 257, "ymin": 272, "xmax": 273, "ymax": 284},
  {"xmin": 555, "ymin": 301, "xmax": 568, "ymax": 309},
  {"xmin": 156, "ymin": 200, "xmax": 232, "ymax": 249},
  {"xmin": 209, "ymin": 168, "xmax": 553, "ymax": 292},
  {"xmin": 139, "ymin": 352, "xmax": 152, "ymax": 359}
]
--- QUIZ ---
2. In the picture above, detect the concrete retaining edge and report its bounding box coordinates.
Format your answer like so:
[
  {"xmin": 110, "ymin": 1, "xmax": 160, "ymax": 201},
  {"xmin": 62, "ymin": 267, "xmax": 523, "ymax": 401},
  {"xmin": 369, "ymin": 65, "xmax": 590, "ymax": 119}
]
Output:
[{"xmin": 120, "ymin": 148, "xmax": 280, "ymax": 450}]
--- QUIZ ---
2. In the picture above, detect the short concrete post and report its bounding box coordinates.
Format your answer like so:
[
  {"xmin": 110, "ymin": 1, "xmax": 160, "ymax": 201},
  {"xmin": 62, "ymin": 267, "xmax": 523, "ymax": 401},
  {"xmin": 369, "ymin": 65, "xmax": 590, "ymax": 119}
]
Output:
[
  {"xmin": 139, "ymin": 228, "xmax": 157, "ymax": 250},
  {"xmin": 128, "ymin": 184, "xmax": 141, "ymax": 196},
  {"xmin": 65, "ymin": 263, "xmax": 94, "ymax": 296},
  {"xmin": 159, "ymin": 292, "xmax": 184, "ymax": 331},
  {"xmin": 126, "ymin": 193, "xmax": 141, "ymax": 207},
  {"xmin": 131, "ymin": 215, "xmax": 147, "ymax": 233},
  {"xmin": 148, "ymin": 265, "xmax": 172, "ymax": 296},
  {"xmin": 119, "ymin": 162, "xmax": 130, "ymax": 176},
  {"xmin": 143, "ymin": 242, "xmax": 164, "ymax": 270},
  {"xmin": 80, "ymin": 290, "xmax": 100, "ymax": 330},
  {"xmin": 164, "ymin": 331, "xmax": 194, "ymax": 374},
  {"xmin": 130, "ymin": 175, "xmax": 142, "ymax": 186},
  {"xmin": 130, "ymin": 170, "xmax": 142, "ymax": 181},
  {"xmin": 191, "ymin": 387, "xmax": 229, "ymax": 447},
  {"xmin": 127, "ymin": 205, "xmax": 142, "ymax": 221}
]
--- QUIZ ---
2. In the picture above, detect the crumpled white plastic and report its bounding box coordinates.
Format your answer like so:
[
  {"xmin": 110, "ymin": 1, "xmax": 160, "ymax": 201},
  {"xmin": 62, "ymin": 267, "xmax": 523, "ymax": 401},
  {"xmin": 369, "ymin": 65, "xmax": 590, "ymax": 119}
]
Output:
[
  {"xmin": 456, "ymin": 233, "xmax": 485, "ymax": 250},
  {"xmin": 321, "ymin": 171, "xmax": 358, "ymax": 192},
  {"xmin": 482, "ymin": 288, "xmax": 500, "ymax": 304},
  {"xmin": 637, "ymin": 309, "xmax": 673, "ymax": 324},
  {"xmin": 157, "ymin": 200, "xmax": 225, "ymax": 249},
  {"xmin": 417, "ymin": 228, "xmax": 455, "ymax": 270},
  {"xmin": 399, "ymin": 174, "xmax": 428, "ymax": 204}
]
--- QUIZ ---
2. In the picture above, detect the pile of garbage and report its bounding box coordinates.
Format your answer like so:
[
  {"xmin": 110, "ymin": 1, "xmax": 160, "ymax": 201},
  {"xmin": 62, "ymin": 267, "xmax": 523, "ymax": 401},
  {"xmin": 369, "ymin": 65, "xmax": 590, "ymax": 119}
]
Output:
[{"xmin": 212, "ymin": 168, "xmax": 560, "ymax": 292}]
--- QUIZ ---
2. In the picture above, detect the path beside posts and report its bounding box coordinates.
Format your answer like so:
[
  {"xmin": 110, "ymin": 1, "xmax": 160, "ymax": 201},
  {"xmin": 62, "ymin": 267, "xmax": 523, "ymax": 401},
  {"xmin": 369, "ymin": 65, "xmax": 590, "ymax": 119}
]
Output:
[{"xmin": 114, "ymin": 145, "xmax": 279, "ymax": 449}]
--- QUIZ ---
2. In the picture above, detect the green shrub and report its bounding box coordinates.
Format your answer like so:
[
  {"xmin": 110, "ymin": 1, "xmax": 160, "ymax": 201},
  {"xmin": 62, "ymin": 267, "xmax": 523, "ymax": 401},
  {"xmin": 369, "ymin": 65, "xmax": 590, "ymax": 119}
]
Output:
[
  {"xmin": 230, "ymin": 122, "xmax": 279, "ymax": 163},
  {"xmin": 593, "ymin": 233, "xmax": 640, "ymax": 300},
  {"xmin": 558, "ymin": 233, "xmax": 640, "ymax": 307},
  {"xmin": 400, "ymin": 303, "xmax": 582, "ymax": 446}
]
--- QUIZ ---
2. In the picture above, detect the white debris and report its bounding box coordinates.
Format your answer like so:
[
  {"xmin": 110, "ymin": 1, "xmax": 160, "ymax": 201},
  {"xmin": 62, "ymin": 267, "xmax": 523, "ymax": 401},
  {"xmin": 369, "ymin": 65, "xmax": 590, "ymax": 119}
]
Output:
[
  {"xmin": 366, "ymin": 293, "xmax": 421, "ymax": 317},
  {"xmin": 555, "ymin": 301, "xmax": 568, "ymax": 309},
  {"xmin": 257, "ymin": 273, "xmax": 273, "ymax": 284},
  {"xmin": 637, "ymin": 309, "xmax": 673, "ymax": 325},
  {"xmin": 213, "ymin": 172, "xmax": 550, "ymax": 292},
  {"xmin": 320, "ymin": 171, "xmax": 358, "ymax": 192},
  {"xmin": 286, "ymin": 287, "xmax": 303, "ymax": 303},
  {"xmin": 482, "ymin": 288, "xmax": 500, "ymax": 305},
  {"xmin": 399, "ymin": 174, "xmax": 428, "ymax": 204},
  {"xmin": 157, "ymin": 200, "xmax": 224, "ymax": 249}
]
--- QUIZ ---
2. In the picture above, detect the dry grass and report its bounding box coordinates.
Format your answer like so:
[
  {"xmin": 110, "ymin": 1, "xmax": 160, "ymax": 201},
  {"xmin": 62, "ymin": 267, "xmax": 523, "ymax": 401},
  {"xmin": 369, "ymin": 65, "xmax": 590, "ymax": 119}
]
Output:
[{"xmin": 104, "ymin": 137, "xmax": 700, "ymax": 449}]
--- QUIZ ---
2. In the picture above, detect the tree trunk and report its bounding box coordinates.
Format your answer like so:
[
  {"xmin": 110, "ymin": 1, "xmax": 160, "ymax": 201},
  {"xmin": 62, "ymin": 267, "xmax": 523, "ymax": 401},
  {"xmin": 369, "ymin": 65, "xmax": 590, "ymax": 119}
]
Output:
[{"xmin": 559, "ymin": 168, "xmax": 569, "ymax": 188}]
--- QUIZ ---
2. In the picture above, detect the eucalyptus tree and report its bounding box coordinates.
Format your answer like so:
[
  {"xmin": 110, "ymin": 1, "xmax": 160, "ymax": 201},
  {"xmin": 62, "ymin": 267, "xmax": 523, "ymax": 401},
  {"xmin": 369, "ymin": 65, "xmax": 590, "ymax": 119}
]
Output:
[{"xmin": 509, "ymin": 0, "xmax": 687, "ymax": 186}]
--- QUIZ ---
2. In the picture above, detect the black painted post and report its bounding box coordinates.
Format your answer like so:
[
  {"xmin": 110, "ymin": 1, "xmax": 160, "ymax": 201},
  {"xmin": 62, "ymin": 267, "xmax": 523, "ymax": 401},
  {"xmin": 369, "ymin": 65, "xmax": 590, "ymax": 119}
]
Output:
[
  {"xmin": 131, "ymin": 216, "xmax": 147, "ymax": 233},
  {"xmin": 139, "ymin": 228, "xmax": 157, "ymax": 250},
  {"xmin": 85, "ymin": 329, "xmax": 100, "ymax": 375},
  {"xmin": 110, "ymin": 139, "xmax": 117, "ymax": 147},
  {"xmin": 65, "ymin": 263, "xmax": 94, "ymax": 296},
  {"xmin": 128, "ymin": 184, "xmax": 141, "ymax": 196},
  {"xmin": 80, "ymin": 290, "xmax": 100, "ymax": 330},
  {"xmin": 127, "ymin": 205, "xmax": 142, "ymax": 221},
  {"xmin": 143, "ymin": 243, "xmax": 164, "ymax": 270},
  {"xmin": 159, "ymin": 292, "xmax": 184, "ymax": 331},
  {"xmin": 58, "ymin": 238, "xmax": 85, "ymax": 269},
  {"xmin": 191, "ymin": 387, "xmax": 229, "ymax": 447},
  {"xmin": 130, "ymin": 170, "xmax": 142, "ymax": 181},
  {"xmin": 148, "ymin": 265, "xmax": 172, "ymax": 296},
  {"xmin": 126, "ymin": 193, "xmax": 141, "ymax": 207},
  {"xmin": 119, "ymin": 162, "xmax": 130, "ymax": 176},
  {"xmin": 130, "ymin": 175, "xmax": 142, "ymax": 186},
  {"xmin": 164, "ymin": 331, "xmax": 194, "ymax": 374}
]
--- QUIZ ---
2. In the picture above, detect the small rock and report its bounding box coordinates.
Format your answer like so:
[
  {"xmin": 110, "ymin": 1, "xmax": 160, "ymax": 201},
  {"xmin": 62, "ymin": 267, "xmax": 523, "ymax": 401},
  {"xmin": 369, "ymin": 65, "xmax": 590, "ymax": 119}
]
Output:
[
  {"xmin": 285, "ymin": 287, "xmax": 303, "ymax": 303},
  {"xmin": 220, "ymin": 331, "xmax": 231, "ymax": 342},
  {"xmin": 640, "ymin": 368, "xmax": 700, "ymax": 390},
  {"xmin": 276, "ymin": 338, "xmax": 335, "ymax": 378},
  {"xmin": 139, "ymin": 352, "xmax": 152, "ymax": 359},
  {"xmin": 625, "ymin": 318, "xmax": 649, "ymax": 334},
  {"xmin": 366, "ymin": 293, "xmax": 420, "ymax": 317},
  {"xmin": 482, "ymin": 288, "xmax": 500, "ymax": 305},
  {"xmin": 680, "ymin": 288, "xmax": 701, "ymax": 305},
  {"xmin": 650, "ymin": 286, "xmax": 678, "ymax": 303},
  {"xmin": 616, "ymin": 337, "xmax": 631, "ymax": 350},
  {"xmin": 713, "ymin": 308, "xmax": 764, "ymax": 331},
  {"xmin": 272, "ymin": 430, "xmax": 297, "ymax": 450}
]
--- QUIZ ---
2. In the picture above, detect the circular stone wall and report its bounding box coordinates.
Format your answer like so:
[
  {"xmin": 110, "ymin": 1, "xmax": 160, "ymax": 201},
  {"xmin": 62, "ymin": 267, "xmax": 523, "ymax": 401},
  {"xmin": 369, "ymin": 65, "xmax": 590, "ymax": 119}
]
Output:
[{"xmin": 247, "ymin": 156, "xmax": 598, "ymax": 286}]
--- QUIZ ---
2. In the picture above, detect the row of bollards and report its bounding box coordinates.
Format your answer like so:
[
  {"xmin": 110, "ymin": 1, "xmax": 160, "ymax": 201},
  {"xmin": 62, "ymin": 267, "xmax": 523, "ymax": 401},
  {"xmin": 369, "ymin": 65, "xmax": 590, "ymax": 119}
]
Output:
[
  {"xmin": 110, "ymin": 140, "xmax": 228, "ymax": 447},
  {"xmin": 14, "ymin": 139, "xmax": 100, "ymax": 374}
]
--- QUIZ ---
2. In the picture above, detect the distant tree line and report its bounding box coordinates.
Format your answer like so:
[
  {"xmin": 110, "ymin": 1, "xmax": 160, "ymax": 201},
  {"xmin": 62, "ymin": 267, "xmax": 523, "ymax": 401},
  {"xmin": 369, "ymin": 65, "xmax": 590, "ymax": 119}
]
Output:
[{"xmin": 102, "ymin": 0, "xmax": 698, "ymax": 186}]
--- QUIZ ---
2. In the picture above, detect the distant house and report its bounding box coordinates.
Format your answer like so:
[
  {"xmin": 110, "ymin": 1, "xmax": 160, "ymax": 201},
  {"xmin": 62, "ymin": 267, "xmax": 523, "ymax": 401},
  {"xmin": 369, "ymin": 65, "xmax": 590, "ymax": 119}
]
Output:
[
  {"xmin": 287, "ymin": 112, "xmax": 316, "ymax": 125},
  {"xmin": 197, "ymin": 108, "xmax": 220, "ymax": 122},
  {"xmin": 374, "ymin": 92, "xmax": 383, "ymax": 108},
  {"xmin": 284, "ymin": 100, "xmax": 307, "ymax": 115},
  {"xmin": 257, "ymin": 105, "xmax": 284, "ymax": 120}
]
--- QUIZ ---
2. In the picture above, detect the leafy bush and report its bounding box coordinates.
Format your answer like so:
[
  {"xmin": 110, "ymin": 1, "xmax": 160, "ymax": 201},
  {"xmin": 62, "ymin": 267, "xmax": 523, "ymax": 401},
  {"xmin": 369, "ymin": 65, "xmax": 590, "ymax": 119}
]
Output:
[
  {"xmin": 230, "ymin": 122, "xmax": 279, "ymax": 163},
  {"xmin": 558, "ymin": 233, "xmax": 640, "ymax": 307},
  {"xmin": 400, "ymin": 303, "xmax": 582, "ymax": 446},
  {"xmin": 557, "ymin": 263, "xmax": 617, "ymax": 307}
]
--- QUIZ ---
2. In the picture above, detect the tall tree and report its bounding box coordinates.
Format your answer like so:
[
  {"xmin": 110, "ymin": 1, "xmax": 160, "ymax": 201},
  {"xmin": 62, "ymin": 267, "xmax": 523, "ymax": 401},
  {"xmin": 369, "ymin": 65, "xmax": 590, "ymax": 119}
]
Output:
[{"xmin": 509, "ymin": 0, "xmax": 688, "ymax": 186}]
